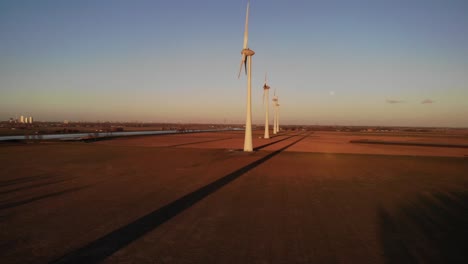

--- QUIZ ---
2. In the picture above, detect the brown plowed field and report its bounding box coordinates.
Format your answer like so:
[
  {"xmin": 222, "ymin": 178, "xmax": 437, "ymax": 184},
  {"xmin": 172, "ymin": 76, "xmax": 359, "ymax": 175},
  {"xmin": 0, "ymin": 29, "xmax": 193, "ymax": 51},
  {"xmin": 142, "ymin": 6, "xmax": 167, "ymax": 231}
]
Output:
[{"xmin": 1, "ymin": 131, "xmax": 467, "ymax": 263}]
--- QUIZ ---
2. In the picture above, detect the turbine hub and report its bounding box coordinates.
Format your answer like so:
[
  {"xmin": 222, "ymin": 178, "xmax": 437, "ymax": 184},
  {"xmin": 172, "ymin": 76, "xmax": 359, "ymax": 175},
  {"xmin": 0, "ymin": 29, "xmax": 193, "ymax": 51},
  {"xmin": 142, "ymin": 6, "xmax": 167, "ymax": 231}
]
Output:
[
  {"xmin": 263, "ymin": 84, "xmax": 270, "ymax": 90},
  {"xmin": 241, "ymin": 48, "xmax": 255, "ymax": 56}
]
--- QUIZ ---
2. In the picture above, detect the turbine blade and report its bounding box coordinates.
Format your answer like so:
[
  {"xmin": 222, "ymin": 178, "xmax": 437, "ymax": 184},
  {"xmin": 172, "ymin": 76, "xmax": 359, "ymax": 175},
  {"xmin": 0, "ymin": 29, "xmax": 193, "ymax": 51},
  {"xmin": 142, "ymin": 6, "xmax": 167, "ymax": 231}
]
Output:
[
  {"xmin": 243, "ymin": 0, "xmax": 250, "ymax": 49},
  {"xmin": 237, "ymin": 64, "xmax": 241, "ymax": 79},
  {"xmin": 244, "ymin": 57, "xmax": 247, "ymax": 75},
  {"xmin": 237, "ymin": 55, "xmax": 245, "ymax": 79}
]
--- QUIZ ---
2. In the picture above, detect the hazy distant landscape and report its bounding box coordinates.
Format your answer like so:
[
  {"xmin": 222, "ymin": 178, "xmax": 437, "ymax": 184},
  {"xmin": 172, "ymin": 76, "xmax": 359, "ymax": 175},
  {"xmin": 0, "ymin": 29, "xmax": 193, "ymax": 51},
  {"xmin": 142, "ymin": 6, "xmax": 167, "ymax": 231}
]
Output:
[
  {"xmin": 0, "ymin": 121, "xmax": 233, "ymax": 137},
  {"xmin": 1, "ymin": 120, "xmax": 466, "ymax": 137}
]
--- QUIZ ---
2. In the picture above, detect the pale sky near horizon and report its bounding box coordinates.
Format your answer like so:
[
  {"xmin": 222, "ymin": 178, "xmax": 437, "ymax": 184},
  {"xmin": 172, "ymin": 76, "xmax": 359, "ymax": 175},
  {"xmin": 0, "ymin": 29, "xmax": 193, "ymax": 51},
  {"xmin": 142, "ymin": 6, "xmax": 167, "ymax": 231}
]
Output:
[{"xmin": 1, "ymin": 0, "xmax": 467, "ymax": 127}]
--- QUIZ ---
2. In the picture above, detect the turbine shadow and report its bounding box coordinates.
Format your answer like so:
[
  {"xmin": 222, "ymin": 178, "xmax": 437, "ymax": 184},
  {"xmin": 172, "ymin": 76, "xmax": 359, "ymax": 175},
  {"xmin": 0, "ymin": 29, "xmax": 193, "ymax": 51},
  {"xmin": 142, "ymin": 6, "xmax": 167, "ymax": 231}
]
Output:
[
  {"xmin": 379, "ymin": 190, "xmax": 468, "ymax": 263},
  {"xmin": 0, "ymin": 177, "xmax": 75, "ymax": 196},
  {"xmin": 0, "ymin": 185, "xmax": 91, "ymax": 211},
  {"xmin": 254, "ymin": 132, "xmax": 304, "ymax": 151},
  {"xmin": 167, "ymin": 137, "xmax": 232, "ymax": 148},
  {"xmin": 0, "ymin": 174, "xmax": 57, "ymax": 188},
  {"xmin": 231, "ymin": 132, "xmax": 300, "ymax": 152},
  {"xmin": 51, "ymin": 133, "xmax": 310, "ymax": 264},
  {"xmin": 269, "ymin": 131, "xmax": 293, "ymax": 138}
]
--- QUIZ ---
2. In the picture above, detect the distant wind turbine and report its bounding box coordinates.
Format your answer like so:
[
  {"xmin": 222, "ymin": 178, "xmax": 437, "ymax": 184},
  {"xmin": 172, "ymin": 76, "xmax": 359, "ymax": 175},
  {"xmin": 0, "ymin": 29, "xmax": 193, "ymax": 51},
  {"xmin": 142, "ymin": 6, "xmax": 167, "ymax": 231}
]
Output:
[
  {"xmin": 276, "ymin": 101, "xmax": 280, "ymax": 133},
  {"xmin": 272, "ymin": 90, "xmax": 278, "ymax": 134},
  {"xmin": 238, "ymin": 0, "xmax": 255, "ymax": 152},
  {"xmin": 263, "ymin": 73, "xmax": 270, "ymax": 139}
]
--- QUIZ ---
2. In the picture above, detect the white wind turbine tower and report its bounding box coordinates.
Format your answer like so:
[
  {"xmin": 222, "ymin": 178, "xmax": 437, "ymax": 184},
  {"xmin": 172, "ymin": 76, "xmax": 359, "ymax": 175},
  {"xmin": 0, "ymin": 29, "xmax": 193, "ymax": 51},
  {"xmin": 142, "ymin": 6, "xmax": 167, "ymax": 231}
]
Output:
[
  {"xmin": 276, "ymin": 100, "xmax": 280, "ymax": 133},
  {"xmin": 238, "ymin": 0, "xmax": 255, "ymax": 152},
  {"xmin": 263, "ymin": 73, "xmax": 270, "ymax": 139},
  {"xmin": 272, "ymin": 90, "xmax": 278, "ymax": 134}
]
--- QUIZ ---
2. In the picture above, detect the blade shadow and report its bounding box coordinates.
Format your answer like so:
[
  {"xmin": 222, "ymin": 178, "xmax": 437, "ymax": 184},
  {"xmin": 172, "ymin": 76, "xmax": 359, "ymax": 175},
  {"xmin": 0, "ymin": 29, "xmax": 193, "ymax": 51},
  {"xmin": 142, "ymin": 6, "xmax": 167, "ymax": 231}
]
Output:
[
  {"xmin": 0, "ymin": 174, "xmax": 57, "ymax": 188},
  {"xmin": 0, "ymin": 177, "xmax": 76, "ymax": 196},
  {"xmin": 379, "ymin": 190, "xmax": 468, "ymax": 263},
  {"xmin": 0, "ymin": 185, "xmax": 91, "ymax": 211}
]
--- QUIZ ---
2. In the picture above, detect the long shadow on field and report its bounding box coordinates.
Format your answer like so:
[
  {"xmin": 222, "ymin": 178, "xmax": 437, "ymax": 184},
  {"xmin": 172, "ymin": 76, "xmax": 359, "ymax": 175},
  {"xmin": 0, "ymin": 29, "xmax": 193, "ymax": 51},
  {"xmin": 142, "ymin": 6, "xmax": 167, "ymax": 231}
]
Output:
[
  {"xmin": 0, "ymin": 174, "xmax": 57, "ymax": 188},
  {"xmin": 51, "ymin": 133, "xmax": 310, "ymax": 264},
  {"xmin": 167, "ymin": 137, "xmax": 232, "ymax": 148},
  {"xmin": 254, "ymin": 132, "xmax": 303, "ymax": 151},
  {"xmin": 379, "ymin": 191, "xmax": 468, "ymax": 264},
  {"xmin": 0, "ymin": 185, "xmax": 91, "ymax": 210},
  {"xmin": 232, "ymin": 132, "xmax": 298, "ymax": 151},
  {"xmin": 269, "ymin": 131, "xmax": 294, "ymax": 138},
  {"xmin": 0, "ymin": 177, "xmax": 75, "ymax": 195}
]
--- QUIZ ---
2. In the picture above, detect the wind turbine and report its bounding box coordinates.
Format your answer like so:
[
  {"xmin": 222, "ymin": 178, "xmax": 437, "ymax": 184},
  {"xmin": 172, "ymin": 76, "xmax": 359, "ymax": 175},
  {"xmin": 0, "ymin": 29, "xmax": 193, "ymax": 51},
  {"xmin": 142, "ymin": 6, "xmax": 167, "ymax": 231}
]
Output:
[
  {"xmin": 276, "ymin": 101, "xmax": 280, "ymax": 133},
  {"xmin": 272, "ymin": 90, "xmax": 278, "ymax": 134},
  {"xmin": 263, "ymin": 73, "xmax": 270, "ymax": 139},
  {"xmin": 238, "ymin": 0, "xmax": 255, "ymax": 152}
]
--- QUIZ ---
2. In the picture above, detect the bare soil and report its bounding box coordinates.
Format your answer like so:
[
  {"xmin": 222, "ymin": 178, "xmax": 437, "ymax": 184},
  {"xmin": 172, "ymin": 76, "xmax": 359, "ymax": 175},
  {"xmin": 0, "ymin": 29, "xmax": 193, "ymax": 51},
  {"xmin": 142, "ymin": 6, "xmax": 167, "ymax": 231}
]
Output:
[{"xmin": 0, "ymin": 131, "xmax": 467, "ymax": 263}]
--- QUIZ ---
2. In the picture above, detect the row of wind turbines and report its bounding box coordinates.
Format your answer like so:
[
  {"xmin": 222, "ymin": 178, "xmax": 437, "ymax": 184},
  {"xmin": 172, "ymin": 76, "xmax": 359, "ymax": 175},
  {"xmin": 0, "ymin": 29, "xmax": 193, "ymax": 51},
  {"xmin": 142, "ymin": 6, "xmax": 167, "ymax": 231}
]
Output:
[
  {"xmin": 238, "ymin": 0, "xmax": 280, "ymax": 152},
  {"xmin": 264, "ymin": 75, "xmax": 280, "ymax": 140}
]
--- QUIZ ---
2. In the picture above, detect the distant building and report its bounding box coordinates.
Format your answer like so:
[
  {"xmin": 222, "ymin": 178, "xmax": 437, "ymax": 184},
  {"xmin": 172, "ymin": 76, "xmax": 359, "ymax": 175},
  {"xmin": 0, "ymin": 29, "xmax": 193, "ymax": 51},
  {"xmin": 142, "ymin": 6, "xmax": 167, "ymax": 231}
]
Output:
[{"xmin": 15, "ymin": 115, "xmax": 34, "ymax": 124}]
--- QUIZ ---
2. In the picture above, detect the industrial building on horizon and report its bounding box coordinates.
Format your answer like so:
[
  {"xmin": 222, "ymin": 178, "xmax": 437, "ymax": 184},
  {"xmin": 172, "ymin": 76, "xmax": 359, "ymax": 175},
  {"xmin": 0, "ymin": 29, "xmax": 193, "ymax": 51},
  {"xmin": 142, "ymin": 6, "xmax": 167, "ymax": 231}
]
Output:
[{"xmin": 10, "ymin": 115, "xmax": 34, "ymax": 124}]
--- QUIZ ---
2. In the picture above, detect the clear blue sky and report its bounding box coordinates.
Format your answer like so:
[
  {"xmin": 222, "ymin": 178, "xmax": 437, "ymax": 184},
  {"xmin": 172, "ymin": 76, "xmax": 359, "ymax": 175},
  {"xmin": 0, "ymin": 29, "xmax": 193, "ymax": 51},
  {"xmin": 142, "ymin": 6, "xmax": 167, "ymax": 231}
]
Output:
[{"xmin": 1, "ymin": 0, "xmax": 467, "ymax": 126}]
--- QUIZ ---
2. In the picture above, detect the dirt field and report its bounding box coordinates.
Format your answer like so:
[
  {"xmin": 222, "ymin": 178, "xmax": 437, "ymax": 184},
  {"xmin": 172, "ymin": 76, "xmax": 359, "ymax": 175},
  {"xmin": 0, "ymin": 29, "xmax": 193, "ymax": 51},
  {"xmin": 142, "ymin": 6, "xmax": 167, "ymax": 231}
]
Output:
[{"xmin": 1, "ymin": 131, "xmax": 467, "ymax": 263}]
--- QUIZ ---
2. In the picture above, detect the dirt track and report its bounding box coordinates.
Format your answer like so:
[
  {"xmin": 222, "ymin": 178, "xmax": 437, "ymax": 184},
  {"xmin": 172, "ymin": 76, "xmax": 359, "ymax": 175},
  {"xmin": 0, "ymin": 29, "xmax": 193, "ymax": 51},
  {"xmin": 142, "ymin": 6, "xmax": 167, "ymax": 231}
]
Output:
[{"xmin": 0, "ymin": 131, "xmax": 467, "ymax": 263}]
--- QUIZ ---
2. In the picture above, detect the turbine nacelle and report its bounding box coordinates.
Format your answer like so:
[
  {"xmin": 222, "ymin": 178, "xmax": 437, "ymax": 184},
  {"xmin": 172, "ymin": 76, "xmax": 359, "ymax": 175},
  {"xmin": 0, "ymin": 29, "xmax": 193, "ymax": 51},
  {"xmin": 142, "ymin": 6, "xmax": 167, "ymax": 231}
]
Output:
[
  {"xmin": 238, "ymin": 48, "xmax": 255, "ymax": 78},
  {"xmin": 263, "ymin": 72, "xmax": 270, "ymax": 90},
  {"xmin": 241, "ymin": 48, "xmax": 255, "ymax": 56}
]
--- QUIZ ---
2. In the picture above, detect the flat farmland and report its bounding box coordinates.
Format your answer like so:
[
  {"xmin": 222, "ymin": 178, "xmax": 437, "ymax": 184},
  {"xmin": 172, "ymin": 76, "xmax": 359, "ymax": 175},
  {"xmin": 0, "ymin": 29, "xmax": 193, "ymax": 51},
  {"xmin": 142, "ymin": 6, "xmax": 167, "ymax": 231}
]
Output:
[{"xmin": 0, "ymin": 131, "xmax": 467, "ymax": 263}]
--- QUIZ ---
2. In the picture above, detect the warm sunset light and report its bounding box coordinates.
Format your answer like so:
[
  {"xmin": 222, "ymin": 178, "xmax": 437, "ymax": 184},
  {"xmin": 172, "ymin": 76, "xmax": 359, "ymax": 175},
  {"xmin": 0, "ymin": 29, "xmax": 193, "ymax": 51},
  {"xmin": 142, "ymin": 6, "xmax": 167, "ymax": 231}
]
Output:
[
  {"xmin": 1, "ymin": 1, "xmax": 467, "ymax": 264},
  {"xmin": 1, "ymin": 0, "xmax": 467, "ymax": 126}
]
